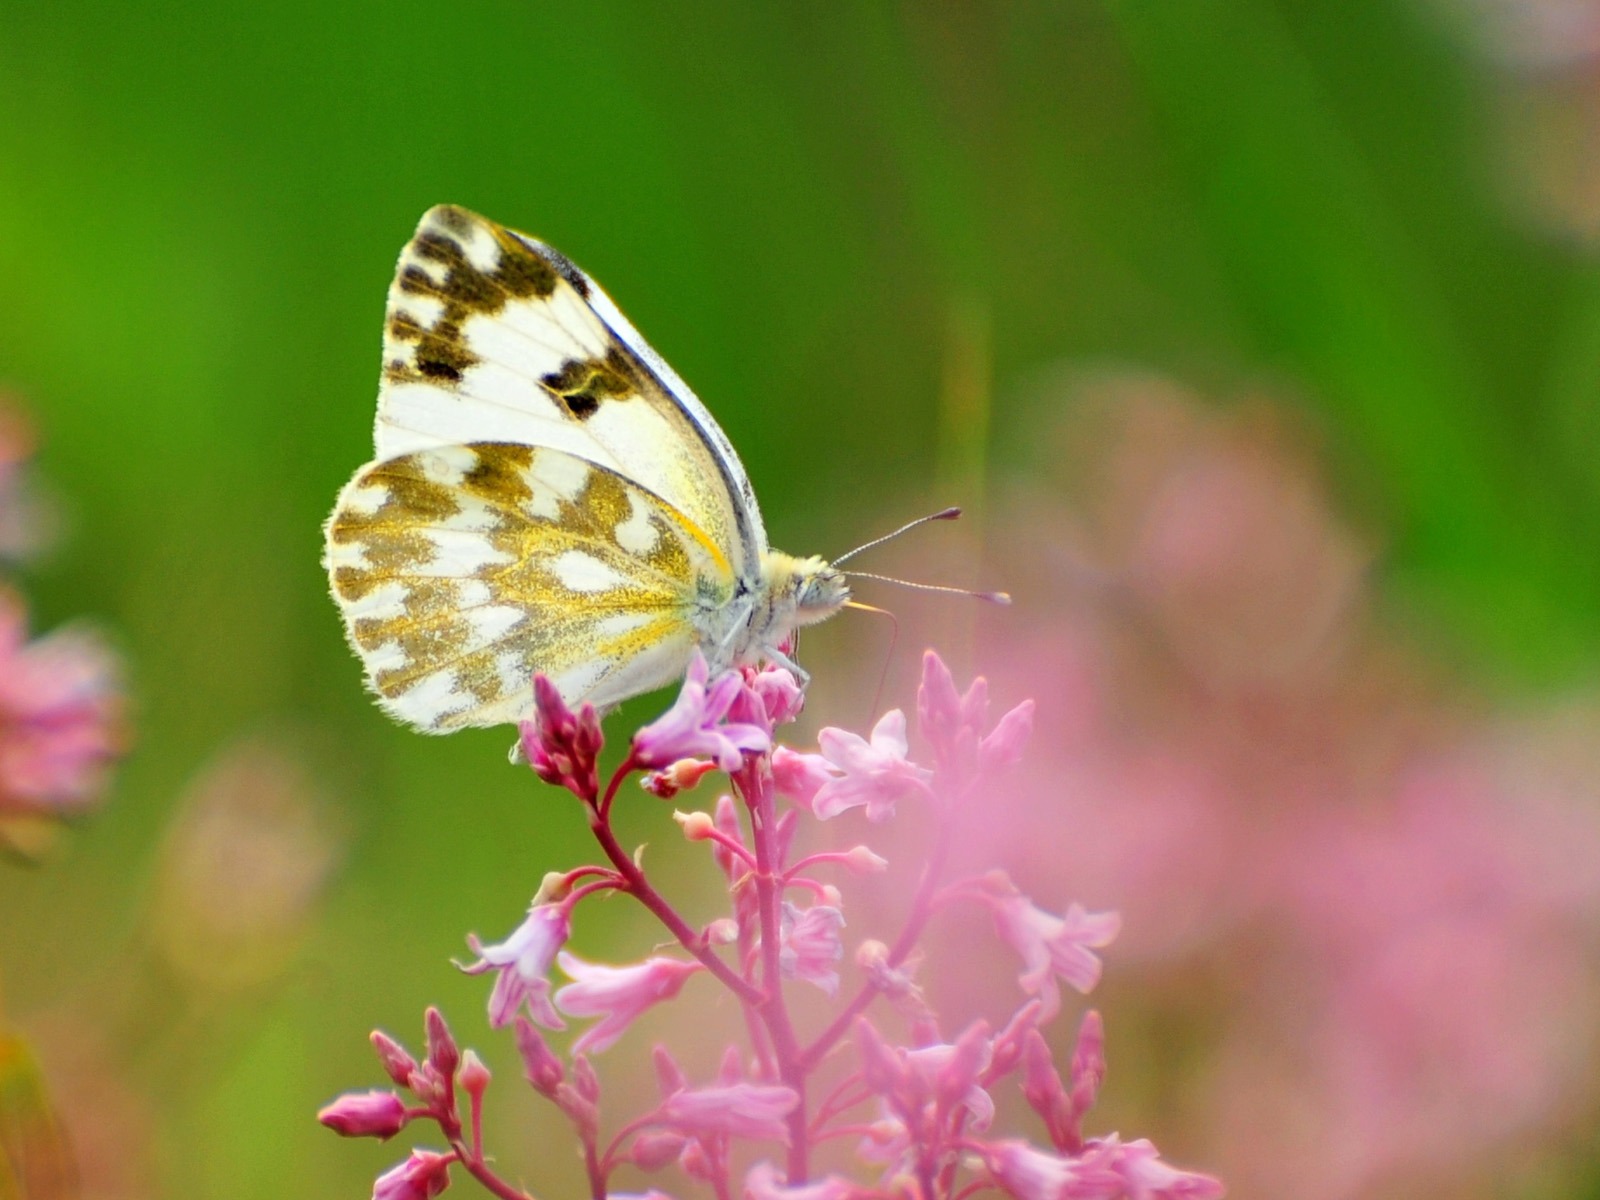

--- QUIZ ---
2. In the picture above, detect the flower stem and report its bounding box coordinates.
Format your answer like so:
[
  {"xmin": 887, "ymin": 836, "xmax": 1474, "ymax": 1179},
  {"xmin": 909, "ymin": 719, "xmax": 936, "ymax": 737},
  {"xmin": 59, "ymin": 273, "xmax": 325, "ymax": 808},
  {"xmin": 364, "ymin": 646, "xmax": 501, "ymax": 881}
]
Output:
[
  {"xmin": 587, "ymin": 768, "xmax": 763, "ymax": 1007},
  {"xmin": 739, "ymin": 760, "xmax": 811, "ymax": 1182},
  {"xmin": 796, "ymin": 798, "xmax": 955, "ymax": 1073}
]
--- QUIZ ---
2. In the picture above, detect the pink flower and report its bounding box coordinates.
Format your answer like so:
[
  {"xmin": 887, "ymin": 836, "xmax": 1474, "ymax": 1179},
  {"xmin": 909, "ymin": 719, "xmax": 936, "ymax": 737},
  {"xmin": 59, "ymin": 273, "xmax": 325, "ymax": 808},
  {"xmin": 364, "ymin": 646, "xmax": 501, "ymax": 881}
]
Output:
[
  {"xmin": 461, "ymin": 901, "xmax": 570, "ymax": 1029},
  {"xmin": 771, "ymin": 745, "xmax": 835, "ymax": 808},
  {"xmin": 811, "ymin": 710, "xmax": 932, "ymax": 822},
  {"xmin": 744, "ymin": 1161, "xmax": 867, "ymax": 1200},
  {"xmin": 372, "ymin": 1148, "xmax": 454, "ymax": 1200},
  {"xmin": 0, "ymin": 596, "xmax": 122, "ymax": 818},
  {"xmin": 983, "ymin": 1139, "xmax": 1120, "ymax": 1200},
  {"xmin": 317, "ymin": 1090, "xmax": 410, "ymax": 1139},
  {"xmin": 633, "ymin": 651, "xmax": 770, "ymax": 772},
  {"xmin": 903, "ymin": 1025, "xmax": 996, "ymax": 1130},
  {"xmin": 554, "ymin": 953, "xmax": 703, "ymax": 1054},
  {"xmin": 984, "ymin": 1136, "xmax": 1224, "ymax": 1200},
  {"xmin": 980, "ymin": 699, "xmax": 1036, "ymax": 773},
  {"xmin": 778, "ymin": 902, "xmax": 846, "ymax": 995},
  {"xmin": 517, "ymin": 674, "xmax": 602, "ymax": 797},
  {"xmin": 746, "ymin": 665, "xmax": 805, "ymax": 728},
  {"xmin": 656, "ymin": 1082, "xmax": 798, "ymax": 1142},
  {"xmin": 986, "ymin": 878, "xmax": 1121, "ymax": 1011},
  {"xmin": 1096, "ymin": 1136, "xmax": 1225, "ymax": 1199}
]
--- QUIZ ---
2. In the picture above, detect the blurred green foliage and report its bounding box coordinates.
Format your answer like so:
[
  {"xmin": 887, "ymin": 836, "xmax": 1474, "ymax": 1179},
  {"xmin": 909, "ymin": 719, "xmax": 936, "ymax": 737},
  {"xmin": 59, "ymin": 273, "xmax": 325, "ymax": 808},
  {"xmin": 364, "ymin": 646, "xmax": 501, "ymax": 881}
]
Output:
[{"xmin": 0, "ymin": 1, "xmax": 1596, "ymax": 1196}]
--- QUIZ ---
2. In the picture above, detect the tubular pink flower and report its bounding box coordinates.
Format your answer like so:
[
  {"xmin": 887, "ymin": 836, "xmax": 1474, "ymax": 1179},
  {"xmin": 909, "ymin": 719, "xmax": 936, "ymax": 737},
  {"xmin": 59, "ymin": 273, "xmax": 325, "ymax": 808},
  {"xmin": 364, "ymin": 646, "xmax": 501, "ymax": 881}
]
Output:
[
  {"xmin": 633, "ymin": 651, "xmax": 770, "ymax": 772},
  {"xmin": 655, "ymin": 1081, "xmax": 799, "ymax": 1142},
  {"xmin": 554, "ymin": 953, "xmax": 703, "ymax": 1055},
  {"xmin": 0, "ymin": 596, "xmax": 122, "ymax": 818},
  {"xmin": 372, "ymin": 1148, "xmax": 454, "ymax": 1200},
  {"xmin": 778, "ymin": 902, "xmax": 846, "ymax": 995},
  {"xmin": 461, "ymin": 901, "xmax": 571, "ymax": 1029},
  {"xmin": 811, "ymin": 710, "xmax": 932, "ymax": 822},
  {"xmin": 317, "ymin": 1090, "xmax": 409, "ymax": 1139},
  {"xmin": 986, "ymin": 879, "xmax": 1121, "ymax": 1010}
]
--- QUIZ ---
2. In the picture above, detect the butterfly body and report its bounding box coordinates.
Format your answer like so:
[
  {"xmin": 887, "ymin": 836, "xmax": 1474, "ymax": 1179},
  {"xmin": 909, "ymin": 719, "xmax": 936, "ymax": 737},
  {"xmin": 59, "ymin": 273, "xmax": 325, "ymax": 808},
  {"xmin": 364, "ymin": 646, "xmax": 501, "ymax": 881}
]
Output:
[{"xmin": 325, "ymin": 206, "xmax": 848, "ymax": 732}]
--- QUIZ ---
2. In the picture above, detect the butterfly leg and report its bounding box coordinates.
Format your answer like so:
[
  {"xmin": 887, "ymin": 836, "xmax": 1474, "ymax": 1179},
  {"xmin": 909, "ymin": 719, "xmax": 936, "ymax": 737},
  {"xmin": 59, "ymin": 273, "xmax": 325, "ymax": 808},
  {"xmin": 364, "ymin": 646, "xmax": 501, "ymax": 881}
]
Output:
[{"xmin": 762, "ymin": 644, "xmax": 810, "ymax": 688}]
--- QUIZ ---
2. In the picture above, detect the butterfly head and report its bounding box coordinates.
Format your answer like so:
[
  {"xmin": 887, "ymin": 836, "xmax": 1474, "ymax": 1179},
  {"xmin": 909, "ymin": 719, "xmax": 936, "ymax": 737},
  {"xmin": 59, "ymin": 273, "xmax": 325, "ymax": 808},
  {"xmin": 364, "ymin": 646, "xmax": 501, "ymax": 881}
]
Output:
[
  {"xmin": 793, "ymin": 555, "xmax": 850, "ymax": 625},
  {"xmin": 761, "ymin": 551, "xmax": 850, "ymax": 628}
]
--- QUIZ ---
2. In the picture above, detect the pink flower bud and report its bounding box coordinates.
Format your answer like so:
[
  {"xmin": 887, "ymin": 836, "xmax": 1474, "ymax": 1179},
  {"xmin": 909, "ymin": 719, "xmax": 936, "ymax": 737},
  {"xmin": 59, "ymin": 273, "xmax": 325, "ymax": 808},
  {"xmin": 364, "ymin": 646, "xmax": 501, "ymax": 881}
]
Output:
[
  {"xmin": 1068, "ymin": 1010, "xmax": 1106, "ymax": 1129},
  {"xmin": 652, "ymin": 1044, "xmax": 689, "ymax": 1097},
  {"xmin": 843, "ymin": 845, "xmax": 889, "ymax": 873},
  {"xmin": 372, "ymin": 1148, "xmax": 454, "ymax": 1200},
  {"xmin": 370, "ymin": 1030, "xmax": 417, "ymax": 1089},
  {"xmin": 572, "ymin": 1053, "xmax": 602, "ymax": 1104},
  {"xmin": 424, "ymin": 1007, "xmax": 459, "ymax": 1078},
  {"xmin": 317, "ymin": 1090, "xmax": 409, "ymax": 1139},
  {"xmin": 519, "ymin": 675, "xmax": 603, "ymax": 798},
  {"xmin": 852, "ymin": 1018, "xmax": 908, "ymax": 1099},
  {"xmin": 629, "ymin": 1130, "xmax": 689, "ymax": 1170},
  {"xmin": 675, "ymin": 809, "xmax": 715, "ymax": 840},
  {"xmin": 512, "ymin": 1016, "xmax": 564, "ymax": 1098},
  {"xmin": 458, "ymin": 1049, "xmax": 490, "ymax": 1103},
  {"xmin": 978, "ymin": 699, "xmax": 1034, "ymax": 773},
  {"xmin": 643, "ymin": 758, "xmax": 718, "ymax": 799}
]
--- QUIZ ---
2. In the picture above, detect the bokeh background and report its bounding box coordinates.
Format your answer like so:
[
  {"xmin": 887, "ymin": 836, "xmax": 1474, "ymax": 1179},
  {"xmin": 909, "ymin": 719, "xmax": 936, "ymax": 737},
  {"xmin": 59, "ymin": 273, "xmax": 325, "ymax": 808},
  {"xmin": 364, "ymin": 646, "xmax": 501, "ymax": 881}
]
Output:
[{"xmin": 3, "ymin": 2, "xmax": 1600, "ymax": 1197}]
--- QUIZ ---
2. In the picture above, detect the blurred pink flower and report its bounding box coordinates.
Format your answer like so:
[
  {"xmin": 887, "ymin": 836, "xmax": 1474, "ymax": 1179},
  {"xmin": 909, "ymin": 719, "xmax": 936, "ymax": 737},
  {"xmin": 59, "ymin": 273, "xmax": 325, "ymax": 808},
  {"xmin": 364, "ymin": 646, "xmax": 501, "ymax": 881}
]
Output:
[
  {"xmin": 960, "ymin": 378, "xmax": 1600, "ymax": 1198},
  {"xmin": 811, "ymin": 710, "xmax": 931, "ymax": 822},
  {"xmin": 555, "ymin": 953, "xmax": 703, "ymax": 1054},
  {"xmin": 0, "ymin": 592, "xmax": 122, "ymax": 819},
  {"xmin": 655, "ymin": 1082, "xmax": 798, "ymax": 1142},
  {"xmin": 778, "ymin": 902, "xmax": 845, "ymax": 995}
]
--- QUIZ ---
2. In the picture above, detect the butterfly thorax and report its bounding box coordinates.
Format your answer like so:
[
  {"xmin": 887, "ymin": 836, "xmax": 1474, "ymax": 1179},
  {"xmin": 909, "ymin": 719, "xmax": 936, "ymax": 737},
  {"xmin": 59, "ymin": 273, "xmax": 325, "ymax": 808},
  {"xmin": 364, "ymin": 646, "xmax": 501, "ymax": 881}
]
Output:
[{"xmin": 694, "ymin": 550, "xmax": 849, "ymax": 672}]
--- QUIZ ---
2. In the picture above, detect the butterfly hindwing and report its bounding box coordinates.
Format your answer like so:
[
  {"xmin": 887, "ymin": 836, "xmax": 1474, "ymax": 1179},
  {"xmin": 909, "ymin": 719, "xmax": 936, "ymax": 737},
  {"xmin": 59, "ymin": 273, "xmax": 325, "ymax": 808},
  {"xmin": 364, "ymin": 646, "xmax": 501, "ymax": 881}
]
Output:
[
  {"xmin": 325, "ymin": 442, "xmax": 734, "ymax": 731},
  {"xmin": 376, "ymin": 205, "xmax": 766, "ymax": 578}
]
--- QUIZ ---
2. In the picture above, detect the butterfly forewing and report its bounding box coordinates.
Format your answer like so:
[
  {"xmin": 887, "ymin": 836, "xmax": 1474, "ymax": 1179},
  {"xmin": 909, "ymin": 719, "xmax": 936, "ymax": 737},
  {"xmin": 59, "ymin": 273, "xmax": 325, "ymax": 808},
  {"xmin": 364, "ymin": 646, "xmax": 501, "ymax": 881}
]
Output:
[
  {"xmin": 326, "ymin": 443, "xmax": 732, "ymax": 731},
  {"xmin": 376, "ymin": 205, "xmax": 764, "ymax": 577}
]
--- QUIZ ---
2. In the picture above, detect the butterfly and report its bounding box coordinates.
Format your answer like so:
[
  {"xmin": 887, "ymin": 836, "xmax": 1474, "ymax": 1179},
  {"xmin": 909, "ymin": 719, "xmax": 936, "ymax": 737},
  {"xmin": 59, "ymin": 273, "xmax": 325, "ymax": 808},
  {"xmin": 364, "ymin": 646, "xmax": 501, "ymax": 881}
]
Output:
[{"xmin": 324, "ymin": 205, "xmax": 850, "ymax": 732}]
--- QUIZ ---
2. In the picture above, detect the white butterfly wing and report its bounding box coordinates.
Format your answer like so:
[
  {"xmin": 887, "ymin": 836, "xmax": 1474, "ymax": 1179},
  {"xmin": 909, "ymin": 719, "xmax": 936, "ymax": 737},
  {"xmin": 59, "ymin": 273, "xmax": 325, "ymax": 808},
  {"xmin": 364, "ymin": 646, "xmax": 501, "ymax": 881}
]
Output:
[
  {"xmin": 326, "ymin": 442, "xmax": 731, "ymax": 731},
  {"xmin": 375, "ymin": 205, "xmax": 767, "ymax": 576}
]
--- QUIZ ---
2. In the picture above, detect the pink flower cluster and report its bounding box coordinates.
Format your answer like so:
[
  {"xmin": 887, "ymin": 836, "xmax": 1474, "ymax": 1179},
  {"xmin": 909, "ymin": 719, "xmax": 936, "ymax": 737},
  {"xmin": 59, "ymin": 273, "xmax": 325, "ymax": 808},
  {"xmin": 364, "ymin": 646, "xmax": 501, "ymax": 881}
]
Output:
[{"xmin": 320, "ymin": 651, "xmax": 1222, "ymax": 1200}]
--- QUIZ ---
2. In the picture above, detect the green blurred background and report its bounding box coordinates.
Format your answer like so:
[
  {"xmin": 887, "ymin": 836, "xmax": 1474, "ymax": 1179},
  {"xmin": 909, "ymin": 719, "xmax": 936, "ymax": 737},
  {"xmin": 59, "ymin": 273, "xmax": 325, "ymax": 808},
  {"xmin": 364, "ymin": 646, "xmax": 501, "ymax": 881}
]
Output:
[{"xmin": 2, "ymin": 1, "xmax": 1599, "ymax": 1197}]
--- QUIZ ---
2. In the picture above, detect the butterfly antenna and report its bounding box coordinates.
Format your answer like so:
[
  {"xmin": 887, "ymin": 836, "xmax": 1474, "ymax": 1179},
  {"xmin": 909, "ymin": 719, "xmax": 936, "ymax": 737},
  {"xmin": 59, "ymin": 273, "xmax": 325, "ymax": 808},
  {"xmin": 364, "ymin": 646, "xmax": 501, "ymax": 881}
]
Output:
[
  {"xmin": 844, "ymin": 572, "xmax": 1012, "ymax": 605},
  {"xmin": 833, "ymin": 506, "xmax": 963, "ymax": 565},
  {"xmin": 845, "ymin": 600, "xmax": 900, "ymax": 720}
]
